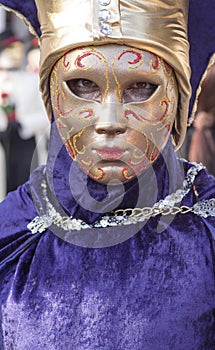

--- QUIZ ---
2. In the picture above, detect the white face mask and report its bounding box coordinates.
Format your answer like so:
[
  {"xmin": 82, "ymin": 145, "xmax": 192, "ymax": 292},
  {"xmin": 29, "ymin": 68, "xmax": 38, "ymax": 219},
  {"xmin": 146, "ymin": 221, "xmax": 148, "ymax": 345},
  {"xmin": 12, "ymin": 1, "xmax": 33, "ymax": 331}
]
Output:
[{"xmin": 51, "ymin": 45, "xmax": 178, "ymax": 184}]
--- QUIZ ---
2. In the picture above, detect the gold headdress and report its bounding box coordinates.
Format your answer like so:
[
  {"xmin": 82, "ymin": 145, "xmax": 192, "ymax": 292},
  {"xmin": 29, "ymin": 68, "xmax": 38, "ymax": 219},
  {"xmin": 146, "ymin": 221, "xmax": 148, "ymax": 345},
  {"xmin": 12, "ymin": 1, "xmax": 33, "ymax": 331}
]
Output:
[
  {"xmin": 35, "ymin": 0, "xmax": 190, "ymax": 148},
  {"xmin": 1, "ymin": 0, "xmax": 214, "ymax": 149}
]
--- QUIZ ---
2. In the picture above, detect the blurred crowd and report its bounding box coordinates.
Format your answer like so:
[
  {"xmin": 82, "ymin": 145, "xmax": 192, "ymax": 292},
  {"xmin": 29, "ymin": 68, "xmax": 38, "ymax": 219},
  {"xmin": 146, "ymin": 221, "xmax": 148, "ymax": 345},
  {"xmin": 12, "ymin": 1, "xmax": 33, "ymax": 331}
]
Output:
[
  {"xmin": 177, "ymin": 62, "xmax": 215, "ymax": 177},
  {"xmin": 0, "ymin": 9, "xmax": 214, "ymax": 202},
  {"xmin": 188, "ymin": 64, "xmax": 215, "ymax": 176},
  {"xmin": 0, "ymin": 9, "xmax": 50, "ymax": 201}
]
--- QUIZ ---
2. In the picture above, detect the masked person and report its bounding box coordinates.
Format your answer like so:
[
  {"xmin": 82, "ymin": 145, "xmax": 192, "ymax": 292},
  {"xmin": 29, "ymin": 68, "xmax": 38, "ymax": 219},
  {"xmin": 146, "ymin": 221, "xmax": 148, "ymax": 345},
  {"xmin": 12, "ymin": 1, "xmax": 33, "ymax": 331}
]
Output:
[{"xmin": 0, "ymin": 1, "xmax": 215, "ymax": 349}]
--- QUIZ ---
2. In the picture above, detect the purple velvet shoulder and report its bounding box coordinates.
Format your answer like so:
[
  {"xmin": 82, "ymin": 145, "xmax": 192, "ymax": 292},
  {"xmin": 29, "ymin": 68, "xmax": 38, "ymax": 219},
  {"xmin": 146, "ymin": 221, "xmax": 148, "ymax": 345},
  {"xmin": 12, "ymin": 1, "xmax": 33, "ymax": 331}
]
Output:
[
  {"xmin": 0, "ymin": 171, "xmax": 42, "ymax": 281},
  {"xmin": 0, "ymin": 0, "xmax": 40, "ymax": 36},
  {"xmin": 188, "ymin": 0, "xmax": 215, "ymax": 115}
]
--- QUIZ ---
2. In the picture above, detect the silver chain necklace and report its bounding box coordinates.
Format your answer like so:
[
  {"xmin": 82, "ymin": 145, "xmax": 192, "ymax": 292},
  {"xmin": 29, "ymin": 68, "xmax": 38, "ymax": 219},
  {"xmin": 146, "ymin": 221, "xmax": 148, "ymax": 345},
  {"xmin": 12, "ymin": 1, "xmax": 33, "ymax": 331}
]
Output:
[{"xmin": 27, "ymin": 163, "xmax": 215, "ymax": 234}]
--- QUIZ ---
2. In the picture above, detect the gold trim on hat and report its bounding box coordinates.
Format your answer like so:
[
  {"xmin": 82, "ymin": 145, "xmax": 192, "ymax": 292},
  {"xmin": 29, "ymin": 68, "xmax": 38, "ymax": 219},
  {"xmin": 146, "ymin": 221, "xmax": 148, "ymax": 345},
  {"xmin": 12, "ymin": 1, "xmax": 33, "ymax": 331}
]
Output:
[{"xmin": 0, "ymin": 4, "xmax": 39, "ymax": 38}]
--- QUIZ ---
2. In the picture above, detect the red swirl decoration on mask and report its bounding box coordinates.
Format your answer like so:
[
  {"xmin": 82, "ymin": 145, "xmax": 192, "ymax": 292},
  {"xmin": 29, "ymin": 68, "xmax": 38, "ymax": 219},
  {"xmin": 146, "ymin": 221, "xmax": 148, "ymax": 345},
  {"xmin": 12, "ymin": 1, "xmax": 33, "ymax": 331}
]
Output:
[
  {"xmin": 117, "ymin": 50, "xmax": 143, "ymax": 66},
  {"xmin": 63, "ymin": 54, "xmax": 70, "ymax": 68},
  {"xmin": 65, "ymin": 140, "xmax": 75, "ymax": 159},
  {"xmin": 122, "ymin": 167, "xmax": 136, "ymax": 180},
  {"xmin": 150, "ymin": 146, "xmax": 160, "ymax": 163},
  {"xmin": 163, "ymin": 121, "xmax": 171, "ymax": 138},
  {"xmin": 124, "ymin": 109, "xmax": 142, "ymax": 122},
  {"xmin": 141, "ymin": 98, "xmax": 169, "ymax": 123},
  {"xmin": 165, "ymin": 122, "xmax": 171, "ymax": 135},
  {"xmin": 158, "ymin": 97, "xmax": 169, "ymax": 122},
  {"xmin": 149, "ymin": 52, "xmax": 160, "ymax": 70},
  {"xmin": 128, "ymin": 140, "xmax": 150, "ymax": 169},
  {"xmin": 57, "ymin": 90, "xmax": 73, "ymax": 116},
  {"xmin": 79, "ymin": 109, "xmax": 95, "ymax": 119},
  {"xmin": 80, "ymin": 167, "xmax": 105, "ymax": 181},
  {"xmin": 162, "ymin": 61, "xmax": 172, "ymax": 76},
  {"xmin": 79, "ymin": 162, "xmax": 105, "ymax": 181},
  {"xmin": 123, "ymin": 155, "xmax": 150, "ymax": 178},
  {"xmin": 92, "ymin": 167, "xmax": 105, "ymax": 181},
  {"xmin": 157, "ymin": 120, "xmax": 172, "ymax": 140},
  {"xmin": 147, "ymin": 134, "xmax": 160, "ymax": 163},
  {"xmin": 75, "ymin": 52, "xmax": 103, "ymax": 69},
  {"xmin": 124, "ymin": 100, "xmax": 169, "ymax": 123}
]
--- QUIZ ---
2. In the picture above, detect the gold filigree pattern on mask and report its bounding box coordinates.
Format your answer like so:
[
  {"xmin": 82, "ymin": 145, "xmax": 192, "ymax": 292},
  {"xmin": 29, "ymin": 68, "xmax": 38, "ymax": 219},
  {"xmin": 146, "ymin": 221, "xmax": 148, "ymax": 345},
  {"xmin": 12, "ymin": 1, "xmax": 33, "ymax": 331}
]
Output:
[
  {"xmin": 51, "ymin": 61, "xmax": 74, "ymax": 118},
  {"xmin": 161, "ymin": 60, "xmax": 173, "ymax": 77},
  {"xmin": 75, "ymin": 48, "xmax": 109, "ymax": 100},
  {"xmin": 79, "ymin": 158, "xmax": 93, "ymax": 166},
  {"xmin": 124, "ymin": 96, "xmax": 170, "ymax": 125},
  {"xmin": 112, "ymin": 48, "xmax": 145, "ymax": 101},
  {"xmin": 170, "ymin": 96, "xmax": 176, "ymax": 114},
  {"xmin": 158, "ymin": 96, "xmax": 170, "ymax": 123},
  {"xmin": 111, "ymin": 59, "xmax": 122, "ymax": 101},
  {"xmin": 62, "ymin": 53, "xmax": 71, "ymax": 70},
  {"xmin": 50, "ymin": 62, "xmax": 60, "ymax": 110},
  {"xmin": 65, "ymin": 139, "xmax": 76, "ymax": 160},
  {"xmin": 122, "ymin": 167, "xmax": 136, "ymax": 180},
  {"xmin": 128, "ymin": 156, "xmax": 149, "ymax": 173},
  {"xmin": 149, "ymin": 53, "xmax": 161, "ymax": 73},
  {"xmin": 92, "ymin": 167, "xmax": 105, "ymax": 181},
  {"xmin": 157, "ymin": 119, "xmax": 173, "ymax": 138},
  {"xmin": 50, "ymin": 61, "xmax": 59, "ymax": 97},
  {"xmin": 65, "ymin": 126, "xmax": 76, "ymax": 160},
  {"xmin": 57, "ymin": 89, "xmax": 74, "ymax": 117},
  {"xmin": 128, "ymin": 132, "xmax": 149, "ymax": 165},
  {"xmin": 55, "ymin": 118, "xmax": 69, "ymax": 141},
  {"xmin": 133, "ymin": 146, "xmax": 147, "ymax": 159},
  {"xmin": 149, "ymin": 132, "xmax": 160, "ymax": 163},
  {"xmin": 165, "ymin": 76, "xmax": 175, "ymax": 100},
  {"xmin": 72, "ymin": 127, "xmax": 87, "ymax": 155}
]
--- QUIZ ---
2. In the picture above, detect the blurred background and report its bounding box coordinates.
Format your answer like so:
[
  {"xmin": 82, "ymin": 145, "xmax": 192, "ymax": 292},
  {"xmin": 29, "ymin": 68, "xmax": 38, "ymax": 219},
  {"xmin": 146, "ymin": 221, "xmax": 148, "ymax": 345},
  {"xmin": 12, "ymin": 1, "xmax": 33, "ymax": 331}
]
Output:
[
  {"xmin": 0, "ymin": 8, "xmax": 50, "ymax": 201},
  {"xmin": 176, "ymin": 62, "xmax": 215, "ymax": 179},
  {"xmin": 0, "ymin": 8, "xmax": 214, "ymax": 202}
]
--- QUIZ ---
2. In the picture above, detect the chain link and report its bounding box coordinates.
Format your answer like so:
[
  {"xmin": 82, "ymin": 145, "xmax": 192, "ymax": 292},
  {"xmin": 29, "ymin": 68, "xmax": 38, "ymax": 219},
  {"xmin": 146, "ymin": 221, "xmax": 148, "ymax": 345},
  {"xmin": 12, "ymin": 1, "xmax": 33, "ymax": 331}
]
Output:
[
  {"xmin": 28, "ymin": 163, "xmax": 211, "ymax": 234},
  {"xmin": 114, "ymin": 205, "xmax": 193, "ymax": 219}
]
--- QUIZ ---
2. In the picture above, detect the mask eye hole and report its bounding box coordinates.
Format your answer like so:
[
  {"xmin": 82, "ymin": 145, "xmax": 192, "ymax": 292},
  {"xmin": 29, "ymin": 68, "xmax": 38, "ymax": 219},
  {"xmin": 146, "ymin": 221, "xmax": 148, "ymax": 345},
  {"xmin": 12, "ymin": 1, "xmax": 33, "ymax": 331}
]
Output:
[
  {"xmin": 66, "ymin": 79, "xmax": 101, "ymax": 102},
  {"xmin": 123, "ymin": 82, "xmax": 158, "ymax": 103}
]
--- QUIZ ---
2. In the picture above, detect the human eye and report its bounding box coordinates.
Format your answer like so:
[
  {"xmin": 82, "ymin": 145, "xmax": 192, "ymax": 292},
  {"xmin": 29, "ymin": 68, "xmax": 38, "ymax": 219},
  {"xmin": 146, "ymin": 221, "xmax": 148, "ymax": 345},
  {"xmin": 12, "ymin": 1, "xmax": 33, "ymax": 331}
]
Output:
[
  {"xmin": 123, "ymin": 82, "xmax": 158, "ymax": 103},
  {"xmin": 66, "ymin": 79, "xmax": 101, "ymax": 102}
]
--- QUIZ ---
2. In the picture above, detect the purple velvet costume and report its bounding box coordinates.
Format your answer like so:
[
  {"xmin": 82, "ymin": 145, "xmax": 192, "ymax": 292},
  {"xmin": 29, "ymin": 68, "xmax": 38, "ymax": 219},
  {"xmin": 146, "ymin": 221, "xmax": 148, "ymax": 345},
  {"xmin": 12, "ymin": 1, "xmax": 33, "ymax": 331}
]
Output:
[
  {"xmin": 0, "ymin": 1, "xmax": 215, "ymax": 349},
  {"xmin": 0, "ymin": 120, "xmax": 215, "ymax": 349}
]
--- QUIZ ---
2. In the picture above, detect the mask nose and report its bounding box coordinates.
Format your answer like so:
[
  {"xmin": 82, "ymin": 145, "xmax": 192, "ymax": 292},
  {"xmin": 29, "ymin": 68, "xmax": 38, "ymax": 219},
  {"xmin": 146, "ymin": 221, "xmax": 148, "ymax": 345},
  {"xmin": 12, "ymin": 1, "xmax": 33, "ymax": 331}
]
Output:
[
  {"xmin": 95, "ymin": 123, "xmax": 127, "ymax": 135},
  {"xmin": 94, "ymin": 102, "xmax": 127, "ymax": 135}
]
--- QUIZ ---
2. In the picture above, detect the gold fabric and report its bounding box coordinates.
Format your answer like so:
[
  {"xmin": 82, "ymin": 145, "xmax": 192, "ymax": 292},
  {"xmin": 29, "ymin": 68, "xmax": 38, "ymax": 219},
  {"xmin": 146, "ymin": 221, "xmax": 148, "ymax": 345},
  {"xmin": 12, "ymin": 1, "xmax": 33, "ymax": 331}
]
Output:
[{"xmin": 35, "ymin": 0, "xmax": 190, "ymax": 148}]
